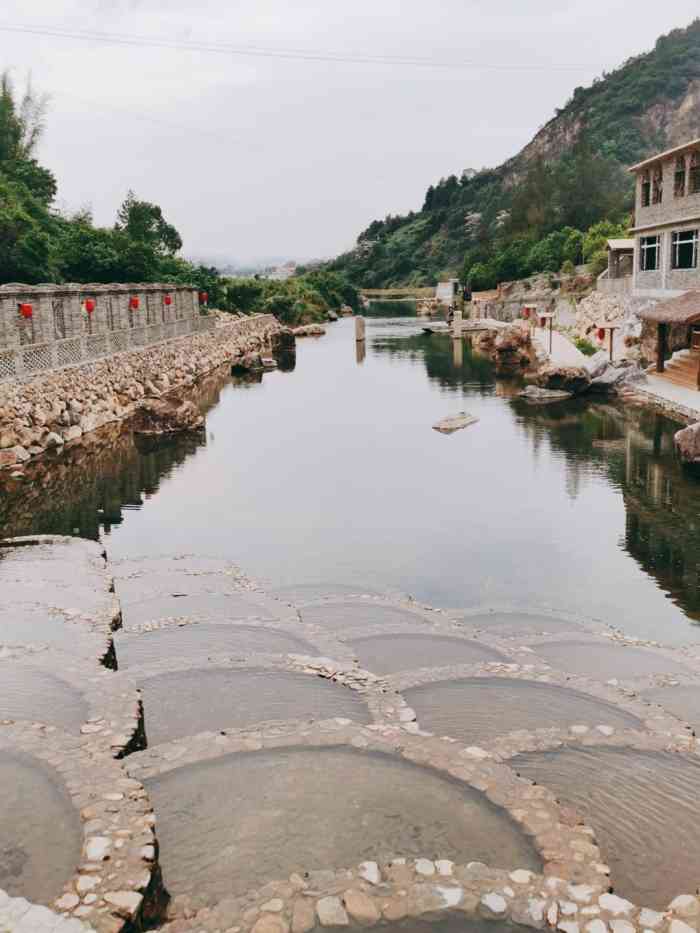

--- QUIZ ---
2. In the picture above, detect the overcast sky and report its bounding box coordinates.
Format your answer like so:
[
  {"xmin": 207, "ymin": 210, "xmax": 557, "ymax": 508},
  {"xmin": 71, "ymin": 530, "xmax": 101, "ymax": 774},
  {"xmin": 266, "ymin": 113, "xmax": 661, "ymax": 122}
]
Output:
[{"xmin": 1, "ymin": 2, "xmax": 698, "ymax": 266}]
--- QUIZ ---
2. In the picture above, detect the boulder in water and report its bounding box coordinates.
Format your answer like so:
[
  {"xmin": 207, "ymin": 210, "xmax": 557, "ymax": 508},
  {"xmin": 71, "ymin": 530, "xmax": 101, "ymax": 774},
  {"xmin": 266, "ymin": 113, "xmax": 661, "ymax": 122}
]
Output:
[
  {"xmin": 133, "ymin": 397, "xmax": 204, "ymax": 437},
  {"xmin": 432, "ymin": 412, "xmax": 479, "ymax": 434},
  {"xmin": 519, "ymin": 385, "xmax": 572, "ymax": 403},
  {"xmin": 675, "ymin": 422, "xmax": 700, "ymax": 465},
  {"xmin": 536, "ymin": 365, "xmax": 591, "ymax": 395}
]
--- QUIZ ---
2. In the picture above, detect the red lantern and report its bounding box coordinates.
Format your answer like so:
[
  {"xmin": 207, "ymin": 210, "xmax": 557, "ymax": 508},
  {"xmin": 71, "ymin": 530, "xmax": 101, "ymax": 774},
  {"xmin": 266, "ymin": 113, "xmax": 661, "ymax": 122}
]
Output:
[
  {"xmin": 130, "ymin": 296, "xmax": 140, "ymax": 310},
  {"xmin": 522, "ymin": 307, "xmax": 530, "ymax": 319},
  {"xmin": 85, "ymin": 298, "xmax": 96, "ymax": 314},
  {"xmin": 540, "ymin": 317, "xmax": 547, "ymax": 328},
  {"xmin": 597, "ymin": 327, "xmax": 606, "ymax": 341},
  {"xmin": 164, "ymin": 294, "xmax": 172, "ymax": 306},
  {"xmin": 19, "ymin": 303, "xmax": 33, "ymax": 319},
  {"xmin": 199, "ymin": 291, "xmax": 209, "ymax": 305}
]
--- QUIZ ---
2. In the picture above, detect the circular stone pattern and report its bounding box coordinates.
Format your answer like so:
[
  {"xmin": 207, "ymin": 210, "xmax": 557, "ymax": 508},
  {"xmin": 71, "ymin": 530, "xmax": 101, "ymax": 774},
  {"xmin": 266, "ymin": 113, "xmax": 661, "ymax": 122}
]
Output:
[
  {"xmin": 146, "ymin": 746, "xmax": 541, "ymax": 903},
  {"xmin": 301, "ymin": 601, "xmax": 430, "ymax": 632},
  {"xmin": 404, "ymin": 678, "xmax": 642, "ymax": 744},
  {"xmin": 140, "ymin": 669, "xmax": 372, "ymax": 745},
  {"xmin": 115, "ymin": 623, "xmax": 317, "ymax": 669},
  {"xmin": 270, "ymin": 583, "xmax": 384, "ymax": 604},
  {"xmin": 512, "ymin": 745, "xmax": 700, "ymax": 909},
  {"xmin": 0, "ymin": 749, "xmax": 82, "ymax": 905},
  {"xmin": 0, "ymin": 667, "xmax": 88, "ymax": 732},
  {"xmin": 349, "ymin": 634, "xmax": 506, "ymax": 675},
  {"xmin": 529, "ymin": 640, "xmax": 689, "ymax": 680},
  {"xmin": 642, "ymin": 684, "xmax": 700, "ymax": 733},
  {"xmin": 123, "ymin": 593, "xmax": 277, "ymax": 626}
]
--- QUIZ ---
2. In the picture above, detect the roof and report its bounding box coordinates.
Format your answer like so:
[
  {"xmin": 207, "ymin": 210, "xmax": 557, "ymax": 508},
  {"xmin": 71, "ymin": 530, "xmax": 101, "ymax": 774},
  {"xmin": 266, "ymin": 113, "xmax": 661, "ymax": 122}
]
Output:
[
  {"xmin": 629, "ymin": 138, "xmax": 700, "ymax": 174},
  {"xmin": 607, "ymin": 238, "xmax": 634, "ymax": 251},
  {"xmin": 638, "ymin": 290, "xmax": 700, "ymax": 324}
]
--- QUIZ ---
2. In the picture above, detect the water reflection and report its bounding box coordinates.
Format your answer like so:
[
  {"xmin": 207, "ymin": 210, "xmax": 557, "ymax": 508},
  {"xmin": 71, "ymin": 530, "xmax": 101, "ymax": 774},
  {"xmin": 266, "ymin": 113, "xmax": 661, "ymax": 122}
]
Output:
[{"xmin": 2, "ymin": 319, "xmax": 700, "ymax": 642}]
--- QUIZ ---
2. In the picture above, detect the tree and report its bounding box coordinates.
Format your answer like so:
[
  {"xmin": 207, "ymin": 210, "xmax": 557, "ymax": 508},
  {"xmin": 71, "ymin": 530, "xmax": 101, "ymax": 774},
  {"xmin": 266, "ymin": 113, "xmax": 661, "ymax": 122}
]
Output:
[
  {"xmin": 115, "ymin": 190, "xmax": 182, "ymax": 256},
  {"xmin": 0, "ymin": 175, "xmax": 53, "ymax": 282}
]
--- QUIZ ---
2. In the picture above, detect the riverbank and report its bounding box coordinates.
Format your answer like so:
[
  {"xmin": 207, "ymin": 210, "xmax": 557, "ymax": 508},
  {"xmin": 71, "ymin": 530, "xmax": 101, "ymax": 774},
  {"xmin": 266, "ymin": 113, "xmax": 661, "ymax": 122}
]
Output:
[{"xmin": 0, "ymin": 314, "xmax": 286, "ymax": 473}]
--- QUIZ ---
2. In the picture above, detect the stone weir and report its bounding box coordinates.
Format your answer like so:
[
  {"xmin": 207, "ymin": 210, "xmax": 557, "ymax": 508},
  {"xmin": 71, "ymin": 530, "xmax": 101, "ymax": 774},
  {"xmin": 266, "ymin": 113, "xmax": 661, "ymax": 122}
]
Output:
[{"xmin": 0, "ymin": 312, "xmax": 287, "ymax": 472}]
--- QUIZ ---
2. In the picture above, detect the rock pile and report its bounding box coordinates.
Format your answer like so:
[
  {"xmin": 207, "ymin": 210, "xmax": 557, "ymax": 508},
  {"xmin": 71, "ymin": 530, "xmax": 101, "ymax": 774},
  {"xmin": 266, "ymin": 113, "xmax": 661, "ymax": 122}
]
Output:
[{"xmin": 0, "ymin": 314, "xmax": 283, "ymax": 471}]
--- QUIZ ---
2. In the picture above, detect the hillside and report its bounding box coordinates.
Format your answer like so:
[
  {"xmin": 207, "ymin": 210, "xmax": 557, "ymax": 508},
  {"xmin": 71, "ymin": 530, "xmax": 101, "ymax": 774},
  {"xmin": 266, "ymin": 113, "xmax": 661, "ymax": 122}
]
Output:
[{"xmin": 329, "ymin": 19, "xmax": 700, "ymax": 289}]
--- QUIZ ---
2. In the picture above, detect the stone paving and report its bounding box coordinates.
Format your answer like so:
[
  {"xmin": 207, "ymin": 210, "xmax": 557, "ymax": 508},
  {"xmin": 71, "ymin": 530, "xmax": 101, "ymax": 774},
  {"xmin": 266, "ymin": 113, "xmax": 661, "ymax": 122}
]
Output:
[{"xmin": 5, "ymin": 542, "xmax": 700, "ymax": 932}]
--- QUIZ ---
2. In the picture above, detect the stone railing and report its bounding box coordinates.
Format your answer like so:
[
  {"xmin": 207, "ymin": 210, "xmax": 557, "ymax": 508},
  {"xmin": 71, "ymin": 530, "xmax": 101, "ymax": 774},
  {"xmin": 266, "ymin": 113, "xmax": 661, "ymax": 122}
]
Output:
[
  {"xmin": 0, "ymin": 314, "xmax": 215, "ymax": 382},
  {"xmin": 597, "ymin": 269, "xmax": 632, "ymax": 297}
]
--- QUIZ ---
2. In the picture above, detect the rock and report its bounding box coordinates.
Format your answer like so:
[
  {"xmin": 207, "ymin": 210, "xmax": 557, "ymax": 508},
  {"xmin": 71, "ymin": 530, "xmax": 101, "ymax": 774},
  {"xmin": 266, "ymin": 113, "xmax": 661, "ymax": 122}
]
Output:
[
  {"xmin": 343, "ymin": 890, "xmax": 380, "ymax": 925},
  {"xmin": 327, "ymin": 309, "xmax": 339, "ymax": 321},
  {"xmin": 293, "ymin": 324, "xmax": 326, "ymax": 337},
  {"xmin": 45, "ymin": 431, "xmax": 65, "ymax": 448},
  {"xmin": 54, "ymin": 893, "xmax": 80, "ymax": 911},
  {"xmin": 133, "ymin": 397, "xmax": 204, "ymax": 437},
  {"xmin": 598, "ymin": 894, "xmax": 634, "ymax": 915},
  {"xmin": 414, "ymin": 858, "xmax": 435, "ymax": 876},
  {"xmin": 253, "ymin": 915, "xmax": 290, "ymax": 933},
  {"xmin": 10, "ymin": 445, "xmax": 30, "ymax": 462},
  {"xmin": 668, "ymin": 895, "xmax": 700, "ymax": 918},
  {"xmin": 62, "ymin": 425, "xmax": 83, "ymax": 442},
  {"xmin": 639, "ymin": 909, "xmax": 664, "ymax": 929},
  {"xmin": 358, "ymin": 861, "xmax": 381, "ymax": 885},
  {"xmin": 536, "ymin": 365, "xmax": 591, "ymax": 395},
  {"xmin": 432, "ymin": 412, "xmax": 479, "ymax": 434},
  {"xmin": 519, "ymin": 385, "xmax": 572, "ymax": 403},
  {"xmin": 84, "ymin": 836, "xmax": 111, "ymax": 861},
  {"xmin": 670, "ymin": 922, "xmax": 696, "ymax": 933},
  {"xmin": 583, "ymin": 351, "xmax": 610, "ymax": 380},
  {"xmin": 103, "ymin": 890, "xmax": 143, "ymax": 917},
  {"xmin": 316, "ymin": 896, "xmax": 349, "ymax": 927},
  {"xmin": 261, "ymin": 899, "xmax": 285, "ymax": 913},
  {"xmin": 480, "ymin": 893, "xmax": 508, "ymax": 917},
  {"xmin": 509, "ymin": 870, "xmax": 534, "ymax": 885},
  {"xmin": 292, "ymin": 899, "xmax": 316, "ymax": 933},
  {"xmin": 675, "ymin": 422, "xmax": 700, "ymax": 465}
]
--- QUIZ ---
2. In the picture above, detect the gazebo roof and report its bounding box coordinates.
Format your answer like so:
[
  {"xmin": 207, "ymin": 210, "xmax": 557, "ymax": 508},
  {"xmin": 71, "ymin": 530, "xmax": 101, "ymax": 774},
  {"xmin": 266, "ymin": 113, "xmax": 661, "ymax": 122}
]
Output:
[
  {"xmin": 607, "ymin": 238, "xmax": 634, "ymax": 252},
  {"xmin": 638, "ymin": 290, "xmax": 700, "ymax": 325}
]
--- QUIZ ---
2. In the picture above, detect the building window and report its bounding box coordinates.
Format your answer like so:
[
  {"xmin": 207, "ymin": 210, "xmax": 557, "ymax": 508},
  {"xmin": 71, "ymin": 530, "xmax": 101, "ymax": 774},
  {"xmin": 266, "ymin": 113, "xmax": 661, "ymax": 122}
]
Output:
[
  {"xmin": 652, "ymin": 165, "xmax": 663, "ymax": 204},
  {"xmin": 671, "ymin": 230, "xmax": 699, "ymax": 270},
  {"xmin": 640, "ymin": 235, "xmax": 660, "ymax": 272},
  {"xmin": 675, "ymin": 156, "xmax": 687, "ymax": 197},
  {"xmin": 690, "ymin": 153, "xmax": 700, "ymax": 195},
  {"xmin": 641, "ymin": 171, "xmax": 651, "ymax": 207}
]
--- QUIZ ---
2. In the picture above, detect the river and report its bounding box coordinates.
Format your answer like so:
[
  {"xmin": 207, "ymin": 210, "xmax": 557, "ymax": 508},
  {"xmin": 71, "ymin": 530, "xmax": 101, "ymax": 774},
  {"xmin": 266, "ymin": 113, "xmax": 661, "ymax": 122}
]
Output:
[{"xmin": 2, "ymin": 314, "xmax": 700, "ymax": 645}]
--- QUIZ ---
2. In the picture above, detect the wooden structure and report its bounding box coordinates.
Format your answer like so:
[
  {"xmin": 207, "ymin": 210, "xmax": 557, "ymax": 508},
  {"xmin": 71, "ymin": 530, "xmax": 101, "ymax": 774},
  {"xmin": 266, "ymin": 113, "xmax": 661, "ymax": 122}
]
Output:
[{"xmin": 638, "ymin": 290, "xmax": 700, "ymax": 387}]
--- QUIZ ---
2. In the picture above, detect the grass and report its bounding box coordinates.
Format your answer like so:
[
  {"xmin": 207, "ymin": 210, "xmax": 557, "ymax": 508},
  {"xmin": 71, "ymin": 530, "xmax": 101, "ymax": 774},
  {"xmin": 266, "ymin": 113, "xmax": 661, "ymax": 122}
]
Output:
[{"xmin": 573, "ymin": 336, "xmax": 599, "ymax": 357}]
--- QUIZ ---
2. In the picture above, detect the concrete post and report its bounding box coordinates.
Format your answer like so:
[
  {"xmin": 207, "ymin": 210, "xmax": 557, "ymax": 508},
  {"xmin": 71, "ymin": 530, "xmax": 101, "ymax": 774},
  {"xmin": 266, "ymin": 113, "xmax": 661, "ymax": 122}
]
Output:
[
  {"xmin": 452, "ymin": 305, "xmax": 462, "ymax": 338},
  {"xmin": 355, "ymin": 316, "xmax": 366, "ymax": 341}
]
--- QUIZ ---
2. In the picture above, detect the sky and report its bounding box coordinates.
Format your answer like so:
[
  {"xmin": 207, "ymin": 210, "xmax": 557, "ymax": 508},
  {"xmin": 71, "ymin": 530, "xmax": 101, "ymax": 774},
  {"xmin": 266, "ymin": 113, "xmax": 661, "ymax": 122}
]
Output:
[{"xmin": 1, "ymin": 2, "xmax": 699, "ymax": 266}]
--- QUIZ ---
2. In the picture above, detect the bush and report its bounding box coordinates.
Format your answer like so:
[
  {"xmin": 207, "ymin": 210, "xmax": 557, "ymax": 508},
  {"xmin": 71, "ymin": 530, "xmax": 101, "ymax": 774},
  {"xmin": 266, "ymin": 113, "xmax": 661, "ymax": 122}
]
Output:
[
  {"xmin": 573, "ymin": 336, "xmax": 598, "ymax": 356},
  {"xmin": 561, "ymin": 259, "xmax": 576, "ymax": 276}
]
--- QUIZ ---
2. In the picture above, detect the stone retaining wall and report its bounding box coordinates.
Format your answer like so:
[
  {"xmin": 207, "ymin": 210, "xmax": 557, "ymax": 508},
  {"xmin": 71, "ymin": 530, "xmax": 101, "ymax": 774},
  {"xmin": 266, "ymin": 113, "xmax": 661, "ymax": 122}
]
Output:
[{"xmin": 0, "ymin": 314, "xmax": 284, "ymax": 471}]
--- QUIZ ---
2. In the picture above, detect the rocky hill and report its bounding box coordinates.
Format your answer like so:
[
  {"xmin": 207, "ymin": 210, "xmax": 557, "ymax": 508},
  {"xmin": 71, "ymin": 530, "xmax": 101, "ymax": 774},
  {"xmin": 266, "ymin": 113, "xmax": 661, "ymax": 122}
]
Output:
[{"xmin": 330, "ymin": 19, "xmax": 700, "ymax": 288}]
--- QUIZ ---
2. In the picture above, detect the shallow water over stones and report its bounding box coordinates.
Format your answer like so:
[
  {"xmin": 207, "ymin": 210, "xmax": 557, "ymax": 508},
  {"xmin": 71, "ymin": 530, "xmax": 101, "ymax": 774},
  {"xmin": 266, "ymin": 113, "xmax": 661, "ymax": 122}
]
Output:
[
  {"xmin": 147, "ymin": 746, "xmax": 541, "ymax": 903},
  {"xmin": 0, "ymin": 750, "xmax": 82, "ymax": 904},
  {"xmin": 513, "ymin": 746, "xmax": 700, "ymax": 909},
  {"xmin": 404, "ymin": 678, "xmax": 642, "ymax": 743},
  {"xmin": 458, "ymin": 612, "xmax": 584, "ymax": 636},
  {"xmin": 642, "ymin": 684, "xmax": 700, "ymax": 732},
  {"xmin": 122, "ymin": 592, "xmax": 278, "ymax": 626},
  {"xmin": 349, "ymin": 634, "xmax": 506, "ymax": 675},
  {"xmin": 0, "ymin": 667, "xmax": 88, "ymax": 731},
  {"xmin": 301, "ymin": 601, "xmax": 430, "ymax": 632},
  {"xmin": 0, "ymin": 607, "xmax": 79, "ymax": 650},
  {"xmin": 530, "ymin": 640, "xmax": 689, "ymax": 680},
  {"xmin": 115, "ymin": 623, "xmax": 316, "ymax": 669},
  {"xmin": 270, "ymin": 582, "xmax": 386, "ymax": 604},
  {"xmin": 139, "ymin": 669, "xmax": 371, "ymax": 744}
]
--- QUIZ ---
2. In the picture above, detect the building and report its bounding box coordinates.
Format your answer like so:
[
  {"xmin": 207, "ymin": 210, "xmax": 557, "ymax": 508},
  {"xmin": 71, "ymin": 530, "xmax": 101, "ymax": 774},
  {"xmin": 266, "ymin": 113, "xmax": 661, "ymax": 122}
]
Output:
[{"xmin": 630, "ymin": 138, "xmax": 700, "ymax": 298}]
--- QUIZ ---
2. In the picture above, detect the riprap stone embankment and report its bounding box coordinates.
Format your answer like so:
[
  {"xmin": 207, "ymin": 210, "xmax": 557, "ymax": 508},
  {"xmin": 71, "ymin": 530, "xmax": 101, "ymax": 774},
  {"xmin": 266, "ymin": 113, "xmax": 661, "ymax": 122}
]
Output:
[{"xmin": 0, "ymin": 314, "xmax": 287, "ymax": 471}]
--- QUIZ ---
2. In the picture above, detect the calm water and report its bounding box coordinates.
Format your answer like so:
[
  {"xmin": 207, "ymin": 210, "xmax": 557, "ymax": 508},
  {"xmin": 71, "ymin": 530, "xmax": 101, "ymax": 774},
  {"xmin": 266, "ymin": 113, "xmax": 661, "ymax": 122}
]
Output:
[{"xmin": 3, "ymin": 316, "xmax": 700, "ymax": 644}]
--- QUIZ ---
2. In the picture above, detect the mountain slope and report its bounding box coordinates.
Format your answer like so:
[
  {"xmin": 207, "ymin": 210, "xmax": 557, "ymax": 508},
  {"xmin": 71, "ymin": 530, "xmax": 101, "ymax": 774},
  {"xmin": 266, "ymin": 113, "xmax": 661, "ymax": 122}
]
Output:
[{"xmin": 330, "ymin": 19, "xmax": 700, "ymax": 288}]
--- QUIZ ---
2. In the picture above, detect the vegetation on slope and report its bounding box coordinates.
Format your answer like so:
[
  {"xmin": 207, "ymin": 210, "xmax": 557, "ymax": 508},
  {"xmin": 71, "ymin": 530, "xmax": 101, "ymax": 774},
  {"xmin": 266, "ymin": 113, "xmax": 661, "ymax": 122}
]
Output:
[{"xmin": 329, "ymin": 19, "xmax": 700, "ymax": 290}]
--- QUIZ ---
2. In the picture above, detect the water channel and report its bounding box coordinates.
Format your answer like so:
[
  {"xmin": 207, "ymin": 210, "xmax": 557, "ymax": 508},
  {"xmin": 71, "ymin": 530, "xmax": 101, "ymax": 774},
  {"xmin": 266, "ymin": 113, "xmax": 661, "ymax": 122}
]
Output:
[{"xmin": 3, "ymin": 314, "xmax": 700, "ymax": 644}]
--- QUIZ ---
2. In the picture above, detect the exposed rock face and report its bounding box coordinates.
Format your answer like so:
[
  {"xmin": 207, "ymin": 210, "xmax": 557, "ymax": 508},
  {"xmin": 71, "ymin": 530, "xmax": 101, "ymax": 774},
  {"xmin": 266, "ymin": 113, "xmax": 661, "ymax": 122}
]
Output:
[
  {"xmin": 536, "ymin": 365, "xmax": 591, "ymax": 395},
  {"xmin": 674, "ymin": 422, "xmax": 700, "ymax": 464},
  {"xmin": 0, "ymin": 314, "xmax": 284, "ymax": 470},
  {"xmin": 476, "ymin": 321, "xmax": 534, "ymax": 371},
  {"xmin": 133, "ymin": 398, "xmax": 204, "ymax": 437}
]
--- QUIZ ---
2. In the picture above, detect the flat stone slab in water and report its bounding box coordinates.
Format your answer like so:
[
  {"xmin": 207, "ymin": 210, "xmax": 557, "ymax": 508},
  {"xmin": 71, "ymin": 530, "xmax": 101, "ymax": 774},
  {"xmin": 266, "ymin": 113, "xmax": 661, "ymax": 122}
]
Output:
[
  {"xmin": 459, "ymin": 612, "xmax": 583, "ymax": 635},
  {"xmin": 530, "ymin": 640, "xmax": 689, "ymax": 680},
  {"xmin": 139, "ymin": 669, "xmax": 371, "ymax": 745},
  {"xmin": 0, "ymin": 750, "xmax": 82, "ymax": 905},
  {"xmin": 147, "ymin": 746, "xmax": 540, "ymax": 903},
  {"xmin": 642, "ymin": 684, "xmax": 700, "ymax": 732},
  {"xmin": 0, "ymin": 667, "xmax": 88, "ymax": 732},
  {"xmin": 0, "ymin": 607, "xmax": 80, "ymax": 650},
  {"xmin": 513, "ymin": 746, "xmax": 700, "ymax": 909},
  {"xmin": 302, "ymin": 601, "xmax": 430, "ymax": 632},
  {"xmin": 349, "ymin": 634, "xmax": 507, "ymax": 675},
  {"xmin": 115, "ymin": 623, "xmax": 317, "ymax": 669},
  {"xmin": 123, "ymin": 593, "xmax": 278, "ymax": 626},
  {"xmin": 116, "ymin": 572, "xmax": 243, "ymax": 605},
  {"xmin": 404, "ymin": 678, "xmax": 641, "ymax": 744}
]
